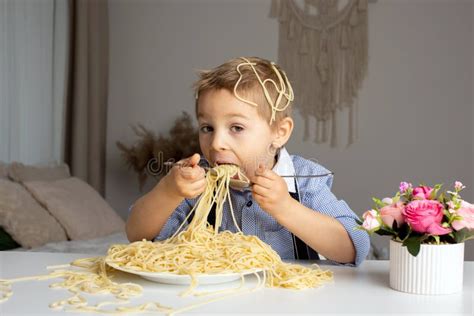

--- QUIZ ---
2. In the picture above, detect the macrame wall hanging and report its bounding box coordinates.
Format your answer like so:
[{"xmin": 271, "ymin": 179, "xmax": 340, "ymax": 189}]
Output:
[{"xmin": 269, "ymin": 0, "xmax": 369, "ymax": 147}]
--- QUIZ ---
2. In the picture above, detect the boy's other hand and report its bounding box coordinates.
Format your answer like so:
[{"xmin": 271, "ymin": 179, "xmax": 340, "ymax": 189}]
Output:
[
  {"xmin": 250, "ymin": 164, "xmax": 292, "ymax": 218},
  {"xmin": 162, "ymin": 153, "xmax": 206, "ymax": 199}
]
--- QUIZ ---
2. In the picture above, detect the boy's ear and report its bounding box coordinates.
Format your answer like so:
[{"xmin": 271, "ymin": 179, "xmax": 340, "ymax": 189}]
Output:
[{"xmin": 273, "ymin": 117, "xmax": 294, "ymax": 148}]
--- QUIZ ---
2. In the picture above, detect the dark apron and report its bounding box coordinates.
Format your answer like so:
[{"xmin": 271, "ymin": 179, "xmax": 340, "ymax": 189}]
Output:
[{"xmin": 289, "ymin": 181, "xmax": 320, "ymax": 260}]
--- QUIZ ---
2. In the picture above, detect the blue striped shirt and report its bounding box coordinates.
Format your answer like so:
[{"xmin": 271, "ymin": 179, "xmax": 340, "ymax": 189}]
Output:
[{"xmin": 155, "ymin": 148, "xmax": 370, "ymax": 266}]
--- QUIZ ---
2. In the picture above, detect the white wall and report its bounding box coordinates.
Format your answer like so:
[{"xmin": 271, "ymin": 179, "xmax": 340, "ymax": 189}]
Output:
[{"xmin": 107, "ymin": 0, "xmax": 474, "ymax": 259}]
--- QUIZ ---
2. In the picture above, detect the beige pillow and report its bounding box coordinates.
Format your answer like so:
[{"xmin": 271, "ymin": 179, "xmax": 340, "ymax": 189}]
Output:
[
  {"xmin": 0, "ymin": 162, "xmax": 8, "ymax": 179},
  {"xmin": 9, "ymin": 162, "xmax": 70, "ymax": 183},
  {"xmin": 0, "ymin": 179, "xmax": 68, "ymax": 248},
  {"xmin": 24, "ymin": 177, "xmax": 125, "ymax": 240}
]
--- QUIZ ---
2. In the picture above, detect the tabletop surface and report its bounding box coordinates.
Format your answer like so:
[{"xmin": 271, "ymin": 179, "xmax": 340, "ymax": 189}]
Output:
[{"xmin": 0, "ymin": 251, "xmax": 473, "ymax": 315}]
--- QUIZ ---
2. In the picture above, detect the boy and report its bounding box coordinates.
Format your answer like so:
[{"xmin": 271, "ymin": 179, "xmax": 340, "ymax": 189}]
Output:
[{"xmin": 126, "ymin": 57, "xmax": 369, "ymax": 266}]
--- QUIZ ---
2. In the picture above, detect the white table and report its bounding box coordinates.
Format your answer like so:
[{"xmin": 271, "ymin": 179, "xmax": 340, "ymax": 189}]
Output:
[{"xmin": 0, "ymin": 251, "xmax": 472, "ymax": 315}]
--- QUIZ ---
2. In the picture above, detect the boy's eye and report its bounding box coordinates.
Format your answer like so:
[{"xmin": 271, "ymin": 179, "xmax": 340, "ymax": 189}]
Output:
[
  {"xmin": 200, "ymin": 125, "xmax": 213, "ymax": 133},
  {"xmin": 230, "ymin": 125, "xmax": 244, "ymax": 133}
]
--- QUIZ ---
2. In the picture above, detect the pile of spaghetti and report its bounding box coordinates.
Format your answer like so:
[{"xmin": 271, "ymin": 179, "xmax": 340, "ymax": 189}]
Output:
[{"xmin": 106, "ymin": 164, "xmax": 333, "ymax": 289}]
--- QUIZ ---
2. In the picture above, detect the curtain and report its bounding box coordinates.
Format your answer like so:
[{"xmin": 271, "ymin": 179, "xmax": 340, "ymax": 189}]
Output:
[
  {"xmin": 0, "ymin": 0, "xmax": 68, "ymax": 164},
  {"xmin": 64, "ymin": 0, "xmax": 109, "ymax": 196}
]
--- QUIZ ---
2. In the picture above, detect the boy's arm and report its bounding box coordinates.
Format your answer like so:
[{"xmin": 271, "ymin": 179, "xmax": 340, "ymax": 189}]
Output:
[
  {"xmin": 251, "ymin": 165, "xmax": 369, "ymax": 265},
  {"xmin": 126, "ymin": 153, "xmax": 206, "ymax": 242},
  {"xmin": 274, "ymin": 198, "xmax": 356, "ymax": 264},
  {"xmin": 126, "ymin": 177, "xmax": 183, "ymax": 242}
]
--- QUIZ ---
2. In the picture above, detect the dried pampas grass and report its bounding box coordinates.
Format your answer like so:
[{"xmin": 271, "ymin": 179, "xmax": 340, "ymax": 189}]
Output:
[{"xmin": 116, "ymin": 112, "xmax": 201, "ymax": 191}]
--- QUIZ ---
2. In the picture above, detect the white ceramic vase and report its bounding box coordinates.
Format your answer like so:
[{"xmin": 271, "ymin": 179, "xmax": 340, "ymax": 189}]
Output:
[{"xmin": 389, "ymin": 240, "xmax": 464, "ymax": 295}]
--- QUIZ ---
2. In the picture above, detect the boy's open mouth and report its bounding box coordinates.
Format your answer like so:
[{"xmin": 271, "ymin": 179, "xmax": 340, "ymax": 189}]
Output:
[
  {"xmin": 213, "ymin": 162, "xmax": 241, "ymax": 180},
  {"xmin": 214, "ymin": 161, "xmax": 238, "ymax": 167}
]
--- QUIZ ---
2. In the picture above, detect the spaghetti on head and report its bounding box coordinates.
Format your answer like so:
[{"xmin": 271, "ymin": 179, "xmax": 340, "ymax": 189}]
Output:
[{"xmin": 194, "ymin": 57, "xmax": 294, "ymax": 127}]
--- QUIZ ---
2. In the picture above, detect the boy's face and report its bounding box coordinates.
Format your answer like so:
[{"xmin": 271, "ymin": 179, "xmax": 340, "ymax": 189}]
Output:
[{"xmin": 197, "ymin": 88, "xmax": 277, "ymax": 178}]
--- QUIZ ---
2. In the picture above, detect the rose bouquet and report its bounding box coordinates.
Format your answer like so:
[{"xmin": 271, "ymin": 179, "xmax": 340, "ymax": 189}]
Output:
[{"xmin": 359, "ymin": 181, "xmax": 474, "ymax": 256}]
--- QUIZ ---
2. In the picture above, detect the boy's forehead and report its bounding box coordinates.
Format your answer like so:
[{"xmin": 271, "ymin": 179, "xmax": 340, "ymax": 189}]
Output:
[{"xmin": 197, "ymin": 89, "xmax": 259, "ymax": 119}]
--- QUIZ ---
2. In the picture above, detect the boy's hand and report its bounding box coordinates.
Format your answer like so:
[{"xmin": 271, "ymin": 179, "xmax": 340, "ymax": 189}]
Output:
[
  {"xmin": 250, "ymin": 164, "xmax": 293, "ymax": 218},
  {"xmin": 162, "ymin": 153, "xmax": 206, "ymax": 199}
]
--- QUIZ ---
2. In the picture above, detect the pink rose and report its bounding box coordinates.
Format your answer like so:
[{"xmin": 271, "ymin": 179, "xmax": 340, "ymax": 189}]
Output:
[
  {"xmin": 362, "ymin": 210, "xmax": 381, "ymax": 231},
  {"xmin": 380, "ymin": 202, "xmax": 405, "ymax": 228},
  {"xmin": 403, "ymin": 200, "xmax": 451, "ymax": 235},
  {"xmin": 452, "ymin": 200, "xmax": 474, "ymax": 231},
  {"xmin": 412, "ymin": 186, "xmax": 434, "ymax": 200}
]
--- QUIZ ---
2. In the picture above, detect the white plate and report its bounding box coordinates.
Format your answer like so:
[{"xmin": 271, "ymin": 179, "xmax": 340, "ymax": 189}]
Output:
[{"xmin": 105, "ymin": 260, "xmax": 262, "ymax": 285}]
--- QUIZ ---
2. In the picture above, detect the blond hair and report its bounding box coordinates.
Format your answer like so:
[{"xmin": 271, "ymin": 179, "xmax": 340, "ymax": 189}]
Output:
[{"xmin": 193, "ymin": 57, "xmax": 294, "ymax": 126}]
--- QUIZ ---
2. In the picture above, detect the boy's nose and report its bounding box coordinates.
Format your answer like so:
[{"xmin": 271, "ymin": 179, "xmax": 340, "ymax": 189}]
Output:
[{"xmin": 210, "ymin": 132, "xmax": 229, "ymax": 151}]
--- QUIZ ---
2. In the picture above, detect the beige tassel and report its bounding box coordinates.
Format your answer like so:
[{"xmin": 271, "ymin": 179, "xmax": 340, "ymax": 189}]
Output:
[
  {"xmin": 304, "ymin": 0, "xmax": 309, "ymax": 12},
  {"xmin": 315, "ymin": 121, "xmax": 323, "ymax": 143},
  {"xmin": 341, "ymin": 25, "xmax": 349, "ymax": 49},
  {"xmin": 279, "ymin": 0, "xmax": 288, "ymax": 22},
  {"xmin": 358, "ymin": 0, "xmax": 368, "ymax": 11},
  {"xmin": 318, "ymin": 29, "xmax": 329, "ymax": 82},
  {"xmin": 321, "ymin": 120, "xmax": 328, "ymax": 143},
  {"xmin": 299, "ymin": 29, "xmax": 310, "ymax": 54},
  {"xmin": 303, "ymin": 116, "xmax": 310, "ymax": 141},
  {"xmin": 288, "ymin": 18, "xmax": 296, "ymax": 39},
  {"xmin": 317, "ymin": 51, "xmax": 329, "ymax": 83},
  {"xmin": 330, "ymin": 111, "xmax": 337, "ymax": 147},
  {"xmin": 269, "ymin": 0, "xmax": 280, "ymax": 18},
  {"xmin": 350, "ymin": 8, "xmax": 359, "ymax": 26}
]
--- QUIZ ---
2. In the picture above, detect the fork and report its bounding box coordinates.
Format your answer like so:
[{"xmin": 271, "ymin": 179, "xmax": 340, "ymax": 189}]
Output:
[
  {"xmin": 163, "ymin": 161, "xmax": 333, "ymax": 190},
  {"xmin": 228, "ymin": 172, "xmax": 334, "ymax": 190},
  {"xmin": 163, "ymin": 161, "xmax": 210, "ymax": 171}
]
